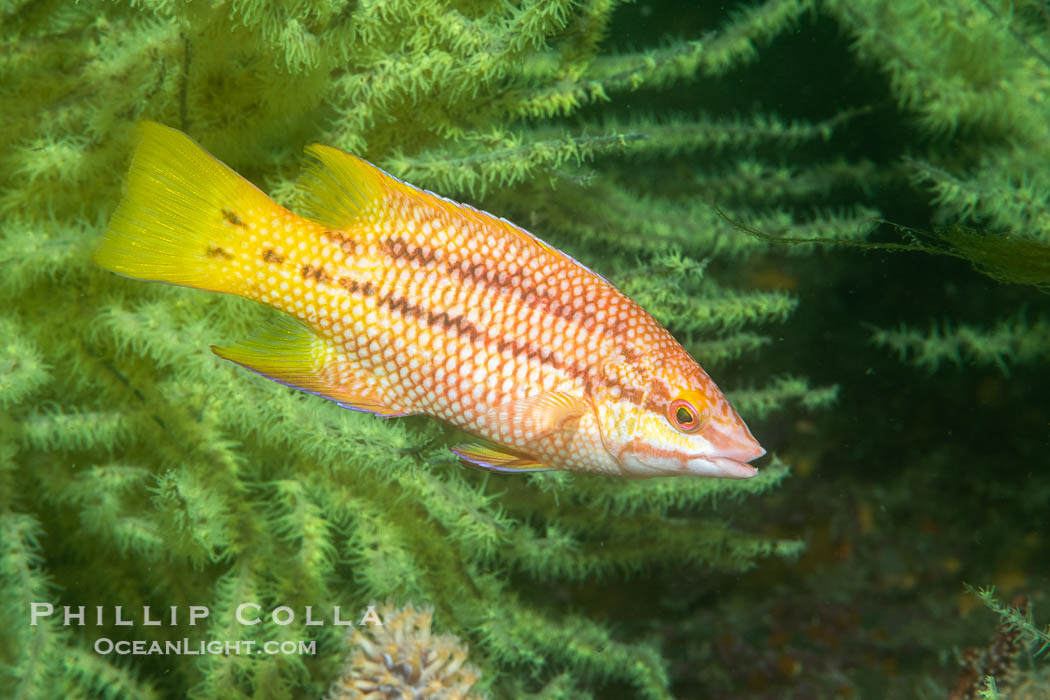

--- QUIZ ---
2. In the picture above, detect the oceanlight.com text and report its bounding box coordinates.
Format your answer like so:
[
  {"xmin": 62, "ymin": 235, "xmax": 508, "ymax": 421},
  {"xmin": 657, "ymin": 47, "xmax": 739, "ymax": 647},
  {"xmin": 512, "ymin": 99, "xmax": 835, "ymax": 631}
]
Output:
[{"xmin": 93, "ymin": 638, "xmax": 317, "ymax": 656}]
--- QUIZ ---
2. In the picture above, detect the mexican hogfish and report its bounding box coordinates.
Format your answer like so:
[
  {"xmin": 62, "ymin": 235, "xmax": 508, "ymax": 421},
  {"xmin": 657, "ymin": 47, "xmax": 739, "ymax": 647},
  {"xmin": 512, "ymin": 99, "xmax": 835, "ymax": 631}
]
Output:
[{"xmin": 94, "ymin": 122, "xmax": 764, "ymax": 478}]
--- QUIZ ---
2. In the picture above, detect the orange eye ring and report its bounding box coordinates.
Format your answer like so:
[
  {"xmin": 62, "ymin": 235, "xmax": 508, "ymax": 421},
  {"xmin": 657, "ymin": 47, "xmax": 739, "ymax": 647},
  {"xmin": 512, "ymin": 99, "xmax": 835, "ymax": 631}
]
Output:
[{"xmin": 668, "ymin": 398, "xmax": 703, "ymax": 433}]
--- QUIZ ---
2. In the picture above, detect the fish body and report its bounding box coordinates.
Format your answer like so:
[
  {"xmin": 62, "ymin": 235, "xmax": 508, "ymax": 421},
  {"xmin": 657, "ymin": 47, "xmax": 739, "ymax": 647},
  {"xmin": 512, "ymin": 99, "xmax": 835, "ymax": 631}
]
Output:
[{"xmin": 95, "ymin": 122, "xmax": 764, "ymax": 478}]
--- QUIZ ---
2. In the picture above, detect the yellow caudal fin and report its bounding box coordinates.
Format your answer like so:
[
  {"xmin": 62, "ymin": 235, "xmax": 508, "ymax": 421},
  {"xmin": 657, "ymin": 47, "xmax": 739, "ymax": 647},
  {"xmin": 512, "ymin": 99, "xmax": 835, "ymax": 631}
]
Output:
[
  {"xmin": 211, "ymin": 313, "xmax": 413, "ymax": 417},
  {"xmin": 94, "ymin": 121, "xmax": 283, "ymax": 294},
  {"xmin": 295, "ymin": 143, "xmax": 388, "ymax": 230}
]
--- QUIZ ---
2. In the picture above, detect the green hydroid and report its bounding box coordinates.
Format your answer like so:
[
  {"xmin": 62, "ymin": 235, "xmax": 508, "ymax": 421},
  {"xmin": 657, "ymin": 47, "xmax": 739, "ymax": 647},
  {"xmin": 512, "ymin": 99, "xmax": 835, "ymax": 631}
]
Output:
[{"xmin": 0, "ymin": 1, "xmax": 843, "ymax": 697}]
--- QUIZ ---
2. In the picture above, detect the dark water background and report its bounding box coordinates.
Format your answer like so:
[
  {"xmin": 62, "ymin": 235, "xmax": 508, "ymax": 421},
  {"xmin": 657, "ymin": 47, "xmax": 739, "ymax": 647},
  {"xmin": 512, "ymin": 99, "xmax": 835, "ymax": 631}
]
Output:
[{"xmin": 567, "ymin": 2, "xmax": 1050, "ymax": 697}]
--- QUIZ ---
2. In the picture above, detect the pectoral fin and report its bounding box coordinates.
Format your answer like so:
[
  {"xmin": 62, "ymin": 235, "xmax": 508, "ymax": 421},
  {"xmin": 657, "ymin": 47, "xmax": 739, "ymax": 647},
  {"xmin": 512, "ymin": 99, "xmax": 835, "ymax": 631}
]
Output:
[
  {"xmin": 450, "ymin": 444, "xmax": 555, "ymax": 473},
  {"xmin": 485, "ymin": 391, "xmax": 589, "ymax": 443},
  {"xmin": 211, "ymin": 313, "xmax": 412, "ymax": 417}
]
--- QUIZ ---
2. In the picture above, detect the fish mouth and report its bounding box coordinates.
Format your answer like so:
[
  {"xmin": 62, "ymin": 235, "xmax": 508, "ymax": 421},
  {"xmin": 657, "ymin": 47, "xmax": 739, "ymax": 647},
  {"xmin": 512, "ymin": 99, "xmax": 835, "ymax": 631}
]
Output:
[
  {"xmin": 683, "ymin": 455, "xmax": 760, "ymax": 479},
  {"xmin": 689, "ymin": 419, "xmax": 766, "ymax": 478},
  {"xmin": 605, "ymin": 413, "xmax": 767, "ymax": 478},
  {"xmin": 632, "ymin": 451, "xmax": 763, "ymax": 479}
]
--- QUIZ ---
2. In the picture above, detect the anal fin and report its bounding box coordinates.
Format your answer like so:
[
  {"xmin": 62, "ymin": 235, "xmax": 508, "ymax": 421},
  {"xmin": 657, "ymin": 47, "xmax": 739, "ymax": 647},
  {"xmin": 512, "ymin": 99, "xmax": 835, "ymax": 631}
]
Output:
[
  {"xmin": 211, "ymin": 313, "xmax": 410, "ymax": 417},
  {"xmin": 450, "ymin": 443, "xmax": 555, "ymax": 473}
]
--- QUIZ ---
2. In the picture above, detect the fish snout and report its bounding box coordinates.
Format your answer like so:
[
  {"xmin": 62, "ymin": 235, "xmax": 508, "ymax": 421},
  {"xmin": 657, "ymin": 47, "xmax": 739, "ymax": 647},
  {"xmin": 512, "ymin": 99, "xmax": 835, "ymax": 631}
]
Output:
[
  {"xmin": 680, "ymin": 419, "xmax": 765, "ymax": 478},
  {"xmin": 701, "ymin": 418, "xmax": 766, "ymax": 463}
]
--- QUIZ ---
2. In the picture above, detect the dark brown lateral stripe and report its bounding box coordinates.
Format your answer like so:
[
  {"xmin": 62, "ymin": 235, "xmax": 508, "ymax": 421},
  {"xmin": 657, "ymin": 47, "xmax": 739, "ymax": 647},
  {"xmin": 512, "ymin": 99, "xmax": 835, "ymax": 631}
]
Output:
[
  {"xmin": 370, "ymin": 290, "xmax": 658, "ymax": 404},
  {"xmin": 380, "ymin": 233, "xmax": 601, "ymax": 330},
  {"xmin": 383, "ymin": 236, "xmax": 442, "ymax": 267},
  {"xmin": 376, "ymin": 232, "xmax": 666, "ymax": 410},
  {"xmin": 336, "ymin": 277, "xmax": 377, "ymax": 296},
  {"xmin": 380, "ymin": 291, "xmax": 484, "ymax": 344},
  {"xmin": 453, "ymin": 259, "xmax": 603, "ymax": 333}
]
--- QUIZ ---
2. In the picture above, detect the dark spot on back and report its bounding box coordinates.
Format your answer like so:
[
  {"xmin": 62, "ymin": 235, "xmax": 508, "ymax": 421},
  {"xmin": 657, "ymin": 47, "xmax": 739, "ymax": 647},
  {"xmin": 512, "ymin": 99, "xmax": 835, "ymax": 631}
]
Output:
[
  {"xmin": 335, "ymin": 276, "xmax": 374, "ymax": 297},
  {"xmin": 222, "ymin": 209, "xmax": 245, "ymax": 227},
  {"xmin": 206, "ymin": 246, "xmax": 233, "ymax": 260},
  {"xmin": 323, "ymin": 231, "xmax": 359, "ymax": 254},
  {"xmin": 262, "ymin": 249, "xmax": 284, "ymax": 264},
  {"xmin": 300, "ymin": 264, "xmax": 331, "ymax": 283}
]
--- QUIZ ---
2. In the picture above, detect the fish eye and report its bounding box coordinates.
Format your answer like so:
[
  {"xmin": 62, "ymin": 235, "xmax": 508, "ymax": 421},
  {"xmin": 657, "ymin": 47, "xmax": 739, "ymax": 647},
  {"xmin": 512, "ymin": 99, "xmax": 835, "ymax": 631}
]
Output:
[{"xmin": 668, "ymin": 398, "xmax": 703, "ymax": 433}]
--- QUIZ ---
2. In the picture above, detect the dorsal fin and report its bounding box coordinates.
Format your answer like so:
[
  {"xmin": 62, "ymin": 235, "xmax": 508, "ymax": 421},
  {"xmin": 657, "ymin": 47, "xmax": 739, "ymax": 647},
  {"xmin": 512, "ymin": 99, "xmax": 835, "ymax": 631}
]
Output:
[
  {"xmin": 422, "ymin": 189, "xmax": 616, "ymax": 287},
  {"xmin": 294, "ymin": 145, "xmax": 611, "ymax": 284},
  {"xmin": 295, "ymin": 144, "xmax": 388, "ymax": 229}
]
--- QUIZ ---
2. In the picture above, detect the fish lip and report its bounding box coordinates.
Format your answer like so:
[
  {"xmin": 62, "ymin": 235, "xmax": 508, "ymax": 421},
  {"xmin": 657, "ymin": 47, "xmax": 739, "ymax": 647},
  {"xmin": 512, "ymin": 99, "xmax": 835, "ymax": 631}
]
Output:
[
  {"xmin": 631, "ymin": 453, "xmax": 762, "ymax": 479},
  {"xmin": 683, "ymin": 455, "xmax": 760, "ymax": 479}
]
